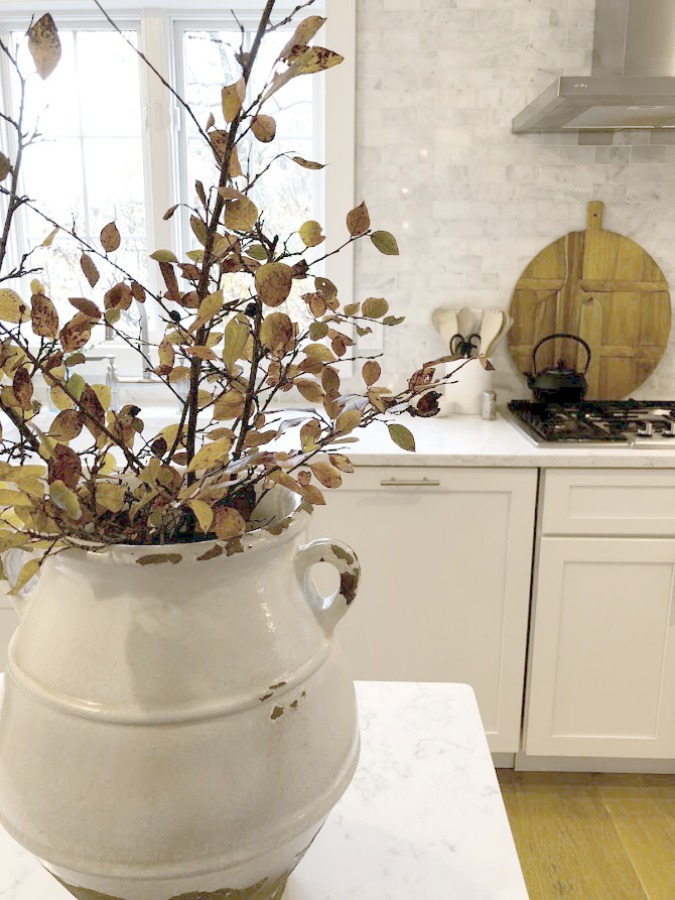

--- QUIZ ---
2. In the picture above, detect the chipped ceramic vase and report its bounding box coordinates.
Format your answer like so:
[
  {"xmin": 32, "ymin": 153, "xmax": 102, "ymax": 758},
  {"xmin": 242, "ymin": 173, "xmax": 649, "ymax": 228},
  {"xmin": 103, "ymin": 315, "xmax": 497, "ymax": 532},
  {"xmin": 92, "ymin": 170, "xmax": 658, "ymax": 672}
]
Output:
[{"xmin": 0, "ymin": 489, "xmax": 361, "ymax": 899}]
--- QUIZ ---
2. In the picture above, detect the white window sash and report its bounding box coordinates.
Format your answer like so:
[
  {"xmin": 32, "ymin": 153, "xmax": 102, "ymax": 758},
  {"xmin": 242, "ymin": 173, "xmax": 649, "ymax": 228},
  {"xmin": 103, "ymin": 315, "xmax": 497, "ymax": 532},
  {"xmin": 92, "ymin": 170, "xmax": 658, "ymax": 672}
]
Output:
[{"xmin": 0, "ymin": 0, "xmax": 357, "ymax": 397}]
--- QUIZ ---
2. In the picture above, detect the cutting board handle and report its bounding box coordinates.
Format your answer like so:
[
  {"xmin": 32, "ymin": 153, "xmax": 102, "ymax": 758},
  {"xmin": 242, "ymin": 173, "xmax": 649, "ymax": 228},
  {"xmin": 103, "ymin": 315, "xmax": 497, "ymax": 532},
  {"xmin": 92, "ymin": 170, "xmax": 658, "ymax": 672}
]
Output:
[{"xmin": 587, "ymin": 200, "xmax": 604, "ymax": 232}]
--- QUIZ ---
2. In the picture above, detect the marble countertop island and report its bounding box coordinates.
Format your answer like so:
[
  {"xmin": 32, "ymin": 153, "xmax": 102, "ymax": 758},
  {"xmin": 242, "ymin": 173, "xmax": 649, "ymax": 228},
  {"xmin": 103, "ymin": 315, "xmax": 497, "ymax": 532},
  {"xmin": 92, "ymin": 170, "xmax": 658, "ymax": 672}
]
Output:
[{"xmin": 0, "ymin": 679, "xmax": 528, "ymax": 900}]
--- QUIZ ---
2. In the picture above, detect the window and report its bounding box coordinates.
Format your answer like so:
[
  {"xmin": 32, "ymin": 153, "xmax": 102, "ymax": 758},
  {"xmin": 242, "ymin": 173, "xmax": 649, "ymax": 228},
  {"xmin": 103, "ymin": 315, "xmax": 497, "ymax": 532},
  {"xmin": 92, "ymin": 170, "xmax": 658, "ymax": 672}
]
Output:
[{"xmin": 0, "ymin": 0, "xmax": 355, "ymax": 383}]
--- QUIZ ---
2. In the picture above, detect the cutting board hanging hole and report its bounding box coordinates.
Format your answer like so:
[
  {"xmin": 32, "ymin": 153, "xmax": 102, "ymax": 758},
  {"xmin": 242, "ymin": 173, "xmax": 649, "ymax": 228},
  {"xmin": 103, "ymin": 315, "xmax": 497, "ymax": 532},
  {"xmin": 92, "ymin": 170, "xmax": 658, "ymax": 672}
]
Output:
[{"xmin": 588, "ymin": 200, "xmax": 604, "ymax": 232}]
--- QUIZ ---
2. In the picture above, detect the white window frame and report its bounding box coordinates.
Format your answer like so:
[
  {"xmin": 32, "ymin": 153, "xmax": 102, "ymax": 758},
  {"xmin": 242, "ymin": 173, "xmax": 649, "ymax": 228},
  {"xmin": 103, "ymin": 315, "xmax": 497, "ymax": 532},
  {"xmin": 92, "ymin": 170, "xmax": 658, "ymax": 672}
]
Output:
[{"xmin": 0, "ymin": 0, "xmax": 356, "ymax": 391}]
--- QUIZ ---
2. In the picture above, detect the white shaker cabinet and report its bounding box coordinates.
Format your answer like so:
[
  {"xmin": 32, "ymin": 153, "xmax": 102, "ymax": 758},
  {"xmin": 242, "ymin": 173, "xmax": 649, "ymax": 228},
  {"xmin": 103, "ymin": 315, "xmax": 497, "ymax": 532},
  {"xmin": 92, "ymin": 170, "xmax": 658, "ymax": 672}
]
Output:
[
  {"xmin": 524, "ymin": 469, "xmax": 675, "ymax": 759},
  {"xmin": 308, "ymin": 466, "xmax": 538, "ymax": 754}
]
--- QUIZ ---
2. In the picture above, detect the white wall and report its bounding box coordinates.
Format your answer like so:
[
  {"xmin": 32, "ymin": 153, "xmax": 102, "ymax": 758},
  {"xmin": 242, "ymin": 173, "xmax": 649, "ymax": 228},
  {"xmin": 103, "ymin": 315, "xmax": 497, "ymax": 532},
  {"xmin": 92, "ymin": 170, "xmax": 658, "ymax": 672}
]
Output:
[{"xmin": 352, "ymin": 0, "xmax": 675, "ymax": 401}]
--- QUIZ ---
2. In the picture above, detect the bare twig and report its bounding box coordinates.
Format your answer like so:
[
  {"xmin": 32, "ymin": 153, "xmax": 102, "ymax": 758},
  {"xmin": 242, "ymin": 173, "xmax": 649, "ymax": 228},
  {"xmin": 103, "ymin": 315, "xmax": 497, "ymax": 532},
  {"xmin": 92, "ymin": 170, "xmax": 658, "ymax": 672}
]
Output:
[
  {"xmin": 267, "ymin": 0, "xmax": 318, "ymax": 31},
  {"xmin": 91, "ymin": 0, "xmax": 210, "ymax": 146}
]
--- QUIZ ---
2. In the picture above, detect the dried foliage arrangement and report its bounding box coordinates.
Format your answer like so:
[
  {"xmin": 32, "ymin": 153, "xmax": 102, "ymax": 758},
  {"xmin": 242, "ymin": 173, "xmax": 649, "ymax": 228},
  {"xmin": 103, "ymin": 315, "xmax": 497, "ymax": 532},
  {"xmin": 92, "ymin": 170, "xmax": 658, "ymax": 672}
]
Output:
[{"xmin": 0, "ymin": 1, "xmax": 454, "ymax": 591}]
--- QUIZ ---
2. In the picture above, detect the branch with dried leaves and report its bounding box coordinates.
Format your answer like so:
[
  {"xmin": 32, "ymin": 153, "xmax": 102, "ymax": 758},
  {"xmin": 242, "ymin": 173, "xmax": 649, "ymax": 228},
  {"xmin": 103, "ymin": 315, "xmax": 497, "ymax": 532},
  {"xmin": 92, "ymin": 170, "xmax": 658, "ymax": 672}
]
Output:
[{"xmin": 0, "ymin": 1, "xmax": 460, "ymax": 587}]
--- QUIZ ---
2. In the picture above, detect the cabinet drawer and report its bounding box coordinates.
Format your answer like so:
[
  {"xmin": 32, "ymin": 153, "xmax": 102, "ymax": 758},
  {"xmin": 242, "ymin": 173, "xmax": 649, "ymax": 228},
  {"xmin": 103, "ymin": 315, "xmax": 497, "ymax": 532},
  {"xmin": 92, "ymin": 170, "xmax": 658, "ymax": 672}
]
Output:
[{"xmin": 541, "ymin": 468, "xmax": 675, "ymax": 536}]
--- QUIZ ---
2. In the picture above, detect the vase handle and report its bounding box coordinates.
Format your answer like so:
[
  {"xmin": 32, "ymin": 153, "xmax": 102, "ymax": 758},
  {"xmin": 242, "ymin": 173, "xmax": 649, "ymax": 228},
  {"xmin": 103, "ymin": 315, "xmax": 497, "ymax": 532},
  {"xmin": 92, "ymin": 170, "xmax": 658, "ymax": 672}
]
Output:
[{"xmin": 295, "ymin": 538, "xmax": 361, "ymax": 635}]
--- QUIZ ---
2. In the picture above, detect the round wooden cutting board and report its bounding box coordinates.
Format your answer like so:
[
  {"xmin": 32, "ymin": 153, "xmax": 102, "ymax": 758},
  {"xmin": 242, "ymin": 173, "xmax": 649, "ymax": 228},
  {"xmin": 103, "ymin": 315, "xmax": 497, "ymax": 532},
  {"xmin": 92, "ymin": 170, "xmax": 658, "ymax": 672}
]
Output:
[{"xmin": 507, "ymin": 201, "xmax": 671, "ymax": 400}]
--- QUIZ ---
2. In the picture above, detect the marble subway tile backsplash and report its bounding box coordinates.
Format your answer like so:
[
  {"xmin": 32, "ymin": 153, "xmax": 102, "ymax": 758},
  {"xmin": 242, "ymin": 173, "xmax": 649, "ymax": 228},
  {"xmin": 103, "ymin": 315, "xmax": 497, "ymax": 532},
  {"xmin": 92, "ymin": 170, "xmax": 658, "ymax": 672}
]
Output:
[{"xmin": 353, "ymin": 0, "xmax": 675, "ymax": 400}]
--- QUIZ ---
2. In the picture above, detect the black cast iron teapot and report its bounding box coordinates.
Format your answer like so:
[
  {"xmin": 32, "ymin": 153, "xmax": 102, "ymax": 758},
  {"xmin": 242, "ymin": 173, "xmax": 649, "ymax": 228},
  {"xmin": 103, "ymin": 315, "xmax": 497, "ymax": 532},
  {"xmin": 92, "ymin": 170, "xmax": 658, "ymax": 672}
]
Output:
[{"xmin": 526, "ymin": 332, "xmax": 592, "ymax": 404}]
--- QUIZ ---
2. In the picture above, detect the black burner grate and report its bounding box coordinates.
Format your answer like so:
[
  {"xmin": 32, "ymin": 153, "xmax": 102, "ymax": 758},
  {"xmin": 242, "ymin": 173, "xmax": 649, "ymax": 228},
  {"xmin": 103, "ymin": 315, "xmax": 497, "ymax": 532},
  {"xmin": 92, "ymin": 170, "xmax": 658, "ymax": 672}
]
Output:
[{"xmin": 507, "ymin": 400, "xmax": 675, "ymax": 444}]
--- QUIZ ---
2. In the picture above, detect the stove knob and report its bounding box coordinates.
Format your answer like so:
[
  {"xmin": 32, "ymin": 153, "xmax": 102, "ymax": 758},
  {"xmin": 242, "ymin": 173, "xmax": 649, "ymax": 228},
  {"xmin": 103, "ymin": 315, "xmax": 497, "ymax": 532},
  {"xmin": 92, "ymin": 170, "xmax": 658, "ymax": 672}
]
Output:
[{"xmin": 637, "ymin": 421, "xmax": 653, "ymax": 437}]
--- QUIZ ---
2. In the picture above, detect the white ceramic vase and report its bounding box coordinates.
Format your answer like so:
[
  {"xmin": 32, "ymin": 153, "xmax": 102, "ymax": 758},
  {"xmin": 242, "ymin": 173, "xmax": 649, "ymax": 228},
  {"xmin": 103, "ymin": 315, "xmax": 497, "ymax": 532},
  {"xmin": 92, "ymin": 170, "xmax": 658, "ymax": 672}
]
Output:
[{"xmin": 0, "ymin": 489, "xmax": 361, "ymax": 900}]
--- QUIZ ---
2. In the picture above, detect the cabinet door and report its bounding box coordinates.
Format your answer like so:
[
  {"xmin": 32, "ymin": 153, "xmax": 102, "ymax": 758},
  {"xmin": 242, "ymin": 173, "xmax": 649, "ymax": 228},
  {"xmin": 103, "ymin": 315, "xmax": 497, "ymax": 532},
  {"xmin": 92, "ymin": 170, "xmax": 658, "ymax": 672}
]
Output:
[
  {"xmin": 308, "ymin": 466, "xmax": 537, "ymax": 753},
  {"xmin": 525, "ymin": 537, "xmax": 675, "ymax": 758}
]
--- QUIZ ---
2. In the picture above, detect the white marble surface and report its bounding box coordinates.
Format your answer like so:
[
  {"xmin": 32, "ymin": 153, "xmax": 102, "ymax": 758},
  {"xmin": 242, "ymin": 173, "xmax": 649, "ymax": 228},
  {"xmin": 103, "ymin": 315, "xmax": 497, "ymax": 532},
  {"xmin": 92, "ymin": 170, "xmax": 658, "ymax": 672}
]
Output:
[
  {"xmin": 342, "ymin": 410, "xmax": 675, "ymax": 469},
  {"xmin": 0, "ymin": 678, "xmax": 528, "ymax": 900}
]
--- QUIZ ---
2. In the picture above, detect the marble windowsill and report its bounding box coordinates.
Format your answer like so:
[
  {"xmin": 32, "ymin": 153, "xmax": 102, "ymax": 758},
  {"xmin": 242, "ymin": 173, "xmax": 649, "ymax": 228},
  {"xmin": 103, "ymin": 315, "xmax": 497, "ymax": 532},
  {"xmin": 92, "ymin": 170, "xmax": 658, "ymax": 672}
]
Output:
[{"xmin": 0, "ymin": 678, "xmax": 528, "ymax": 899}]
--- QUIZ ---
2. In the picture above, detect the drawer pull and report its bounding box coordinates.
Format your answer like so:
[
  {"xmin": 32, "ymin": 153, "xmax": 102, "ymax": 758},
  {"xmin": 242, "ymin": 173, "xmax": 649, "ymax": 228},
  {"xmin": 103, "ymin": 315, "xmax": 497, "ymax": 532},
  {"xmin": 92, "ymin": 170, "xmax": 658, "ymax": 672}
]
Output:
[{"xmin": 379, "ymin": 477, "xmax": 441, "ymax": 488}]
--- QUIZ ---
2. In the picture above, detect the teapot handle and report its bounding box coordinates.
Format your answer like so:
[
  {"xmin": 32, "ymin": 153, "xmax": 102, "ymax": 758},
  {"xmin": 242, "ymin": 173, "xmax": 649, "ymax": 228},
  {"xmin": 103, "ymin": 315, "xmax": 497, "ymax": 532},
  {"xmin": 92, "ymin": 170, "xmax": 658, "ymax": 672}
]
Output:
[
  {"xmin": 295, "ymin": 538, "xmax": 361, "ymax": 636},
  {"xmin": 531, "ymin": 332, "xmax": 592, "ymax": 375}
]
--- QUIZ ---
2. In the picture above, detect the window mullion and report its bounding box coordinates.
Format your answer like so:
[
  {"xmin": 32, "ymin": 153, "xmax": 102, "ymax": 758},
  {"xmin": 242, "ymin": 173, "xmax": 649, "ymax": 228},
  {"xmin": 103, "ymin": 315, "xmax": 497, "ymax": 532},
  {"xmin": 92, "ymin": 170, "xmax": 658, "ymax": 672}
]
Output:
[{"xmin": 136, "ymin": 10, "xmax": 176, "ymax": 352}]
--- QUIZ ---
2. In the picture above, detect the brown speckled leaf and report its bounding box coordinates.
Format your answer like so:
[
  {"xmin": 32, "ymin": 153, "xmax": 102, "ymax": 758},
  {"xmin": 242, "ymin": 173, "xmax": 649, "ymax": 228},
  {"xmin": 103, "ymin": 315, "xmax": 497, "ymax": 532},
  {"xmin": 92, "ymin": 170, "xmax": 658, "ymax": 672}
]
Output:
[
  {"xmin": 48, "ymin": 443, "xmax": 82, "ymax": 488},
  {"xmin": 27, "ymin": 13, "xmax": 61, "ymax": 79},
  {"xmin": 100, "ymin": 221, "xmax": 121, "ymax": 253},
  {"xmin": 80, "ymin": 253, "xmax": 100, "ymax": 288},
  {"xmin": 136, "ymin": 553, "xmax": 183, "ymax": 566},
  {"xmin": 12, "ymin": 367, "xmax": 33, "ymax": 409}
]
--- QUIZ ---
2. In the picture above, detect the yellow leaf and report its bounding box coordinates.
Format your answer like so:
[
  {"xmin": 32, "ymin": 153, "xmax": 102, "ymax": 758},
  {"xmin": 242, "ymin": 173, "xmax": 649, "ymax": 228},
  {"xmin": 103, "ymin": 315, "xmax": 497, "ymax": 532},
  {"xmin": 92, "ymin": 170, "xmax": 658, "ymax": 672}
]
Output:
[
  {"xmin": 49, "ymin": 479, "xmax": 82, "ymax": 519},
  {"xmin": 295, "ymin": 379, "xmax": 323, "ymax": 404},
  {"xmin": 190, "ymin": 290, "xmax": 223, "ymax": 333},
  {"xmin": 309, "ymin": 460, "xmax": 343, "ymax": 489},
  {"xmin": 66, "ymin": 373, "xmax": 85, "ymax": 400},
  {"xmin": 42, "ymin": 225, "xmax": 59, "ymax": 247},
  {"xmin": 299, "ymin": 220, "xmax": 325, "ymax": 248},
  {"xmin": 14, "ymin": 465, "xmax": 47, "ymax": 481},
  {"xmin": 251, "ymin": 114, "xmax": 276, "ymax": 143},
  {"xmin": 190, "ymin": 215, "xmax": 208, "ymax": 246},
  {"xmin": 141, "ymin": 457, "xmax": 161, "ymax": 485},
  {"xmin": 187, "ymin": 438, "xmax": 232, "ymax": 473},
  {"xmin": 213, "ymin": 234, "xmax": 240, "ymax": 258},
  {"xmin": 100, "ymin": 452, "xmax": 117, "ymax": 475},
  {"xmin": 213, "ymin": 391, "xmax": 246, "ymax": 421},
  {"xmin": 292, "ymin": 156, "xmax": 325, "ymax": 170},
  {"xmin": 0, "ymin": 151, "xmax": 10, "ymax": 182},
  {"xmin": 224, "ymin": 197, "xmax": 259, "ymax": 232},
  {"xmin": 300, "ymin": 418, "xmax": 321, "ymax": 451},
  {"xmin": 221, "ymin": 77, "xmax": 246, "ymax": 123},
  {"xmin": 296, "ymin": 45, "xmax": 343, "ymax": 75},
  {"xmin": 218, "ymin": 186, "xmax": 247, "ymax": 201},
  {"xmin": 9, "ymin": 558, "xmax": 41, "ymax": 596},
  {"xmin": 260, "ymin": 311, "xmax": 293, "ymax": 357},
  {"xmin": 278, "ymin": 15, "xmax": 326, "ymax": 61},
  {"xmin": 150, "ymin": 249, "xmax": 178, "ymax": 263},
  {"xmin": 362, "ymin": 297, "xmax": 389, "ymax": 319},
  {"xmin": 336, "ymin": 408, "xmax": 362, "ymax": 433},
  {"xmin": 370, "ymin": 230, "xmax": 399, "ymax": 256},
  {"xmin": 0, "ymin": 489, "xmax": 33, "ymax": 507},
  {"xmin": 213, "ymin": 506, "xmax": 246, "ymax": 540},
  {"xmin": 388, "ymin": 422, "xmax": 415, "ymax": 452},
  {"xmin": 0, "ymin": 289, "xmax": 29, "ymax": 324},
  {"xmin": 304, "ymin": 343, "xmax": 336, "ymax": 363},
  {"xmin": 185, "ymin": 345, "xmax": 216, "ymax": 361},
  {"xmin": 223, "ymin": 314, "xmax": 250, "ymax": 372},
  {"xmin": 161, "ymin": 424, "xmax": 182, "ymax": 447},
  {"xmin": 156, "ymin": 337, "xmax": 175, "ymax": 374},
  {"xmin": 189, "ymin": 499, "xmax": 214, "ymax": 533},
  {"xmin": 346, "ymin": 201, "xmax": 370, "ymax": 237},
  {"xmin": 91, "ymin": 384, "xmax": 111, "ymax": 411},
  {"xmin": 95, "ymin": 482, "xmax": 127, "ymax": 513},
  {"xmin": 329, "ymin": 453, "xmax": 354, "ymax": 473},
  {"xmin": 168, "ymin": 366, "xmax": 191, "ymax": 383},
  {"xmin": 255, "ymin": 262, "xmax": 293, "ymax": 308},
  {"xmin": 0, "ymin": 531, "xmax": 31, "ymax": 553},
  {"xmin": 362, "ymin": 360, "xmax": 381, "ymax": 386},
  {"xmin": 16, "ymin": 477, "xmax": 44, "ymax": 499},
  {"xmin": 50, "ymin": 385, "xmax": 74, "ymax": 411}
]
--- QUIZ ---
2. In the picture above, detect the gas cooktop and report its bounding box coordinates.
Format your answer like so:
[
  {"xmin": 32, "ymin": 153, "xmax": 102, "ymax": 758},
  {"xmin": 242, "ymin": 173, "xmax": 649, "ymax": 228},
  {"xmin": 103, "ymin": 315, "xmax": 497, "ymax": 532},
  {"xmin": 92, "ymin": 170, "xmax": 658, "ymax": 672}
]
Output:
[{"xmin": 507, "ymin": 400, "xmax": 675, "ymax": 447}]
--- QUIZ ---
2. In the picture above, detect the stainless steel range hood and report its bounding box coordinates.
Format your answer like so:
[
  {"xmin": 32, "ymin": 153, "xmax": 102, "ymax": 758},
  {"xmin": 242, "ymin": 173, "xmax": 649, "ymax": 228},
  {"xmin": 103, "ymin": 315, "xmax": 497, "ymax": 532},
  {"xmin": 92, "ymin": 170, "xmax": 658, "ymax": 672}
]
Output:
[{"xmin": 513, "ymin": 0, "xmax": 675, "ymax": 133}]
